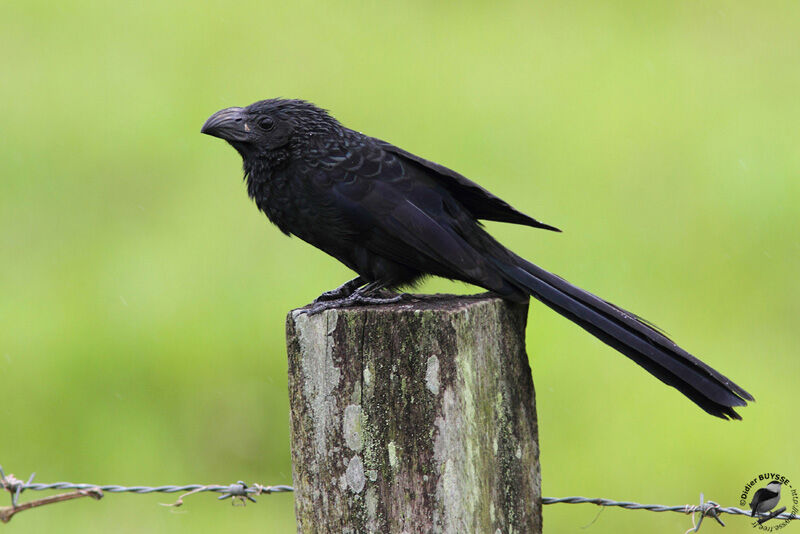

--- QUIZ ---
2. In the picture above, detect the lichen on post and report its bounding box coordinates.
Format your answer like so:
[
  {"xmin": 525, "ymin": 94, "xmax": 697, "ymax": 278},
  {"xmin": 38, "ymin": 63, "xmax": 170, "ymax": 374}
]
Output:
[{"xmin": 286, "ymin": 294, "xmax": 541, "ymax": 534}]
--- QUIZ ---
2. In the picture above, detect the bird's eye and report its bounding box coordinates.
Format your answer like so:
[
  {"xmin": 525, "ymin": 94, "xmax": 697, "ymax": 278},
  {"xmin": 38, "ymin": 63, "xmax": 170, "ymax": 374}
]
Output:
[{"xmin": 258, "ymin": 117, "xmax": 275, "ymax": 131}]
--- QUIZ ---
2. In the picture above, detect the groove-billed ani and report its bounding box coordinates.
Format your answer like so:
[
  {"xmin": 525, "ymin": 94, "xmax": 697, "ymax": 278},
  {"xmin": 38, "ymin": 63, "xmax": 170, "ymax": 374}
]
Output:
[{"xmin": 201, "ymin": 98, "xmax": 752, "ymax": 419}]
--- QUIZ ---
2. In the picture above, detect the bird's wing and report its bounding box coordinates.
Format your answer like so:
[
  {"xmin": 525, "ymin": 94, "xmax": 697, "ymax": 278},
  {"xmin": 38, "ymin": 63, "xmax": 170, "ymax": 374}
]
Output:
[
  {"xmin": 750, "ymin": 488, "xmax": 768, "ymax": 509},
  {"xmin": 375, "ymin": 138, "xmax": 561, "ymax": 232},
  {"xmin": 302, "ymin": 139, "xmax": 515, "ymax": 292}
]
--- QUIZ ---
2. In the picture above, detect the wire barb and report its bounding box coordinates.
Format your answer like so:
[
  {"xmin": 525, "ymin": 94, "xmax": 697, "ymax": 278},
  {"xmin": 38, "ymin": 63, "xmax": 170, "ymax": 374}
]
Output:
[
  {"xmin": 0, "ymin": 467, "xmax": 35, "ymax": 508},
  {"xmin": 217, "ymin": 481, "xmax": 257, "ymax": 505},
  {"xmin": 683, "ymin": 493, "xmax": 725, "ymax": 533},
  {"xmin": 2, "ymin": 467, "xmax": 105, "ymax": 524}
]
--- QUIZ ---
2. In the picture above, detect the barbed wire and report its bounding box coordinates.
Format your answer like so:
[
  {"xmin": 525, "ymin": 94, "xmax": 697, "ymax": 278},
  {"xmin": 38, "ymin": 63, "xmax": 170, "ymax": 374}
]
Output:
[
  {"xmin": 0, "ymin": 466, "xmax": 292, "ymax": 524},
  {"xmin": 2, "ymin": 466, "xmax": 798, "ymax": 530},
  {"xmin": 543, "ymin": 495, "xmax": 799, "ymax": 532}
]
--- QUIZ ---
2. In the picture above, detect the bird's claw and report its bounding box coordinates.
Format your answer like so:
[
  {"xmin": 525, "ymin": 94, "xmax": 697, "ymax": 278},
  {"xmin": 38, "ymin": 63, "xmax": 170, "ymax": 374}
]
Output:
[
  {"xmin": 313, "ymin": 278, "xmax": 364, "ymax": 303},
  {"xmin": 313, "ymin": 288, "xmax": 352, "ymax": 303},
  {"xmin": 302, "ymin": 290, "xmax": 407, "ymax": 316}
]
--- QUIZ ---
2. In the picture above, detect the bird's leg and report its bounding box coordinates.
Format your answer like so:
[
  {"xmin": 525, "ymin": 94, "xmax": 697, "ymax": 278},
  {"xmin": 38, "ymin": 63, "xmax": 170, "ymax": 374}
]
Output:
[
  {"xmin": 313, "ymin": 276, "xmax": 365, "ymax": 303},
  {"xmin": 302, "ymin": 281, "xmax": 407, "ymax": 316}
]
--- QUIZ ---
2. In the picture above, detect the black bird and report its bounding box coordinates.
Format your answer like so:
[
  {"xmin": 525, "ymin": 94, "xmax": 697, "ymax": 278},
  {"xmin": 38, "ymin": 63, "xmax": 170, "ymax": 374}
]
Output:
[
  {"xmin": 750, "ymin": 481, "xmax": 782, "ymax": 516},
  {"xmin": 201, "ymin": 98, "xmax": 753, "ymax": 419}
]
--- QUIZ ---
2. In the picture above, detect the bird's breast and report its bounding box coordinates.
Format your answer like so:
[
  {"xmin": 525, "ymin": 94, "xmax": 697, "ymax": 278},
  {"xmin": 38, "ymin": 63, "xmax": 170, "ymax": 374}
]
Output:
[{"xmin": 247, "ymin": 172, "xmax": 295, "ymax": 235}]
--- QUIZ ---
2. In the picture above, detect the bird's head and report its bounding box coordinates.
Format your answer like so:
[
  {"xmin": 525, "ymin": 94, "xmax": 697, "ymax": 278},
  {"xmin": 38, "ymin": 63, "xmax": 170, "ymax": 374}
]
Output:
[
  {"xmin": 201, "ymin": 99, "xmax": 339, "ymax": 162},
  {"xmin": 767, "ymin": 481, "xmax": 782, "ymax": 493}
]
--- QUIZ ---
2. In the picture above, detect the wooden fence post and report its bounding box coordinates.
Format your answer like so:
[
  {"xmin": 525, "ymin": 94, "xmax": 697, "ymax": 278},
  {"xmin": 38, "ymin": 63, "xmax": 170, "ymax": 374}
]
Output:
[{"xmin": 286, "ymin": 294, "xmax": 541, "ymax": 533}]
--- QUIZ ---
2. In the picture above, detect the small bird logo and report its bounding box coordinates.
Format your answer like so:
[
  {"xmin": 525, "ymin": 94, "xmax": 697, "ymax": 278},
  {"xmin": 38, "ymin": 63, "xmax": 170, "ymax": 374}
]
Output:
[{"xmin": 750, "ymin": 480, "xmax": 782, "ymax": 516}]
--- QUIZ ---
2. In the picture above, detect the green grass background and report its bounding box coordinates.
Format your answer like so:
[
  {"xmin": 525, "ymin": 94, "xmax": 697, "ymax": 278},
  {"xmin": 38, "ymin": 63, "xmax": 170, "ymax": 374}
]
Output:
[{"xmin": 1, "ymin": 1, "xmax": 798, "ymax": 532}]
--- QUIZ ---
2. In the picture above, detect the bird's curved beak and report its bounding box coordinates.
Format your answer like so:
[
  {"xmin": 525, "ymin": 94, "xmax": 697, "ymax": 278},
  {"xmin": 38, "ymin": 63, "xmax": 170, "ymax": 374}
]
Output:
[{"xmin": 201, "ymin": 107, "xmax": 249, "ymax": 141}]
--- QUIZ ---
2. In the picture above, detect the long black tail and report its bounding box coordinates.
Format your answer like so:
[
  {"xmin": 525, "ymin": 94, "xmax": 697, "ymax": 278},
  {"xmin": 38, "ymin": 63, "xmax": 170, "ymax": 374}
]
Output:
[{"xmin": 492, "ymin": 255, "xmax": 753, "ymax": 419}]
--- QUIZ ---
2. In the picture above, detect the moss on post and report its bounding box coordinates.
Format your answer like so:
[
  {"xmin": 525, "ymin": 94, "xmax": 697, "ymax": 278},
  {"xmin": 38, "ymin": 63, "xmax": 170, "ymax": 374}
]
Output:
[{"xmin": 286, "ymin": 294, "xmax": 541, "ymax": 533}]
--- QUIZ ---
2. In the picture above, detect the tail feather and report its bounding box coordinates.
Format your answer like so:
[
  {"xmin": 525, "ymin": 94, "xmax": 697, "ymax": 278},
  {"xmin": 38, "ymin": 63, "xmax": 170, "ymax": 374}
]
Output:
[{"xmin": 493, "ymin": 256, "xmax": 753, "ymax": 419}]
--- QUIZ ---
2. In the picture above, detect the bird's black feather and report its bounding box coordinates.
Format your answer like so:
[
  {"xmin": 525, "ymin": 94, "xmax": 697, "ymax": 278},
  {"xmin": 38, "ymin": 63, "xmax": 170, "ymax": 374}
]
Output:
[{"xmin": 377, "ymin": 140, "xmax": 561, "ymax": 232}]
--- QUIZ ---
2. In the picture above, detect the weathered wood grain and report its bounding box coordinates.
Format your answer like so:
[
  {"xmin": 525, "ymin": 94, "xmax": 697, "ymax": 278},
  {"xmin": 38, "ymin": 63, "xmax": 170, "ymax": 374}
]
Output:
[{"xmin": 286, "ymin": 294, "xmax": 540, "ymax": 533}]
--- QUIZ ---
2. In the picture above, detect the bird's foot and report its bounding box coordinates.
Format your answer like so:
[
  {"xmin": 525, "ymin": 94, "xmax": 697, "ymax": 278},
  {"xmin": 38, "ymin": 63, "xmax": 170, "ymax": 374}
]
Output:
[
  {"xmin": 303, "ymin": 288, "xmax": 407, "ymax": 316},
  {"xmin": 313, "ymin": 277, "xmax": 365, "ymax": 303}
]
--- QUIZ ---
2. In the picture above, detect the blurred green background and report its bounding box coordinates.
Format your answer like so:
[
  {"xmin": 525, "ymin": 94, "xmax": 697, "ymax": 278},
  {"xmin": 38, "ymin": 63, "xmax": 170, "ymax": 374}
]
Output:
[{"xmin": 1, "ymin": 1, "xmax": 798, "ymax": 532}]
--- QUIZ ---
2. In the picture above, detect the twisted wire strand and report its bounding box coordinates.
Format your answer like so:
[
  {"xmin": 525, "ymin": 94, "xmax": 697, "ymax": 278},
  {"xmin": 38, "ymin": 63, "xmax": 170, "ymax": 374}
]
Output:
[
  {"xmin": 542, "ymin": 495, "xmax": 799, "ymax": 522},
  {"xmin": 19, "ymin": 482, "xmax": 294, "ymax": 496},
  {"xmin": 12, "ymin": 482, "xmax": 800, "ymax": 521},
  {"xmin": 3, "ymin": 466, "xmax": 799, "ymax": 530}
]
